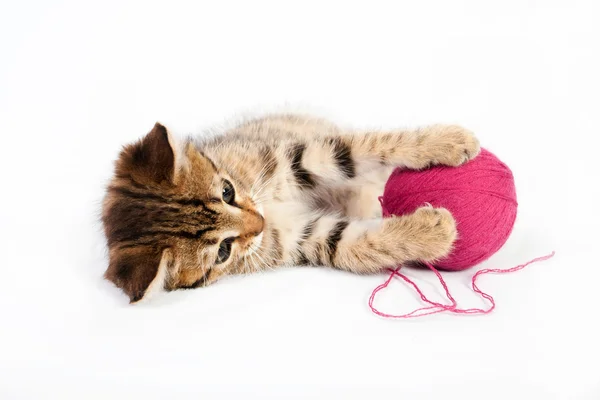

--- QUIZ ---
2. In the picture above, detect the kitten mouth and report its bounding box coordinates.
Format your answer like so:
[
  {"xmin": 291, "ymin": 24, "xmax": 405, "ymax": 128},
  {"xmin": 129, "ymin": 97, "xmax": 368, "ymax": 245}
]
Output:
[{"xmin": 248, "ymin": 231, "xmax": 264, "ymax": 256}]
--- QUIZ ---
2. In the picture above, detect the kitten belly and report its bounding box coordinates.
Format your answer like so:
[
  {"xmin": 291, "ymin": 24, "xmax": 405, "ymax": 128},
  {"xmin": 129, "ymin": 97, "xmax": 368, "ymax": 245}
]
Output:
[{"xmin": 263, "ymin": 200, "xmax": 314, "ymax": 264}]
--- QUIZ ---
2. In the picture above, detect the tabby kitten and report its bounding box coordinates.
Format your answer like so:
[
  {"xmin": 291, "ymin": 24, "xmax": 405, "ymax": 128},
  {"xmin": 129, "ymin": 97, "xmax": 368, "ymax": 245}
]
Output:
[{"xmin": 102, "ymin": 114, "xmax": 480, "ymax": 302}]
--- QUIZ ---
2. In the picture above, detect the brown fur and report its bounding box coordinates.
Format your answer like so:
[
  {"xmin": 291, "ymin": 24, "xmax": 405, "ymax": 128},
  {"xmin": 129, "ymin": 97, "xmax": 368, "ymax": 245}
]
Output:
[{"xmin": 102, "ymin": 114, "xmax": 480, "ymax": 302}]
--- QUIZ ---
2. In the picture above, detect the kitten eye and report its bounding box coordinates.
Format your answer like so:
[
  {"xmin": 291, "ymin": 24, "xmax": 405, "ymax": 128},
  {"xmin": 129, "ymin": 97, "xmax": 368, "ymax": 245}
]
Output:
[
  {"xmin": 216, "ymin": 237, "xmax": 234, "ymax": 264},
  {"xmin": 222, "ymin": 179, "xmax": 235, "ymax": 204}
]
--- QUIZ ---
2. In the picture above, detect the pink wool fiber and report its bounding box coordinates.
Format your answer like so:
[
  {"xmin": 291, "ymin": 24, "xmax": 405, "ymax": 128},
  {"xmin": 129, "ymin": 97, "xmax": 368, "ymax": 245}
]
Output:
[{"xmin": 381, "ymin": 148, "xmax": 518, "ymax": 271}]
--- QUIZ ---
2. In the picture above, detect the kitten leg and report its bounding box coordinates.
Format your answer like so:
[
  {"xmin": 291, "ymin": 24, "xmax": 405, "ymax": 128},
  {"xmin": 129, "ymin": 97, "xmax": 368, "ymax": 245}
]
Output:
[
  {"xmin": 283, "ymin": 125, "xmax": 479, "ymax": 189},
  {"xmin": 295, "ymin": 206, "xmax": 457, "ymax": 273},
  {"xmin": 347, "ymin": 124, "xmax": 480, "ymax": 170}
]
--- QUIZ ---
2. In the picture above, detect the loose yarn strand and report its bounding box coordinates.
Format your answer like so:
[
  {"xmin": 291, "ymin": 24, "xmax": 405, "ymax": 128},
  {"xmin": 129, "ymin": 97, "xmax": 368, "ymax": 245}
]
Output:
[{"xmin": 369, "ymin": 251, "xmax": 555, "ymax": 319}]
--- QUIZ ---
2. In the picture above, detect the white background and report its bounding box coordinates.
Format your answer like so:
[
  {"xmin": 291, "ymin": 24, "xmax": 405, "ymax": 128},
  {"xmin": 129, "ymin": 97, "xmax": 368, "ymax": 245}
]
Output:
[{"xmin": 1, "ymin": 1, "xmax": 599, "ymax": 399}]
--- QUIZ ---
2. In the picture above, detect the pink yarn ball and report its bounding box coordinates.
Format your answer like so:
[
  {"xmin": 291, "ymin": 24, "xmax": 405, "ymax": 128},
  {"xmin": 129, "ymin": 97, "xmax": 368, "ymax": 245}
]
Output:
[{"xmin": 381, "ymin": 149, "xmax": 518, "ymax": 271}]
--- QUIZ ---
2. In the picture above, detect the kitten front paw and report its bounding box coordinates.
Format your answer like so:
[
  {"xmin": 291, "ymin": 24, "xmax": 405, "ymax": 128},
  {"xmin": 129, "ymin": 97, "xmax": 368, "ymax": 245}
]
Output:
[
  {"xmin": 420, "ymin": 125, "xmax": 481, "ymax": 167},
  {"xmin": 410, "ymin": 206, "xmax": 457, "ymax": 261},
  {"xmin": 386, "ymin": 206, "xmax": 457, "ymax": 263}
]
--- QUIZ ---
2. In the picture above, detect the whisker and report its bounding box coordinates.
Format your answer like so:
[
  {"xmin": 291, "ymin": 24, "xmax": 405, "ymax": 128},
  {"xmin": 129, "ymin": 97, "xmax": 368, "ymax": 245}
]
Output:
[{"xmin": 252, "ymin": 247, "xmax": 271, "ymax": 271}]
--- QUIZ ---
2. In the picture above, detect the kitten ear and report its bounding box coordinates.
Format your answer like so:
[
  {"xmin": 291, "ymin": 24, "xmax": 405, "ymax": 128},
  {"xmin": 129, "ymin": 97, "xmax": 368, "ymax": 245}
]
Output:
[
  {"xmin": 104, "ymin": 246, "xmax": 171, "ymax": 303},
  {"xmin": 116, "ymin": 122, "xmax": 176, "ymax": 186}
]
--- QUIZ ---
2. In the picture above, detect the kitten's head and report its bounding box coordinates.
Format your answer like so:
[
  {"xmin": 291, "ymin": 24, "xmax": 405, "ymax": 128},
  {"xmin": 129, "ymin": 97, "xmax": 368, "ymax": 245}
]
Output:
[{"xmin": 102, "ymin": 123, "xmax": 264, "ymax": 303}]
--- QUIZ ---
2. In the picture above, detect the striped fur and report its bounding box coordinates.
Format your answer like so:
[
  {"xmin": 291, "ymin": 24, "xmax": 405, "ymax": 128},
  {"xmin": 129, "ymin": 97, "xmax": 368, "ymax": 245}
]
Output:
[{"xmin": 102, "ymin": 114, "xmax": 480, "ymax": 302}]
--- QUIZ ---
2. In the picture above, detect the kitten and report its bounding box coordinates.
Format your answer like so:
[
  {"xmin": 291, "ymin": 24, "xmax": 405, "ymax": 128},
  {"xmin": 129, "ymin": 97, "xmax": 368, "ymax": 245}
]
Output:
[{"xmin": 102, "ymin": 114, "xmax": 480, "ymax": 302}]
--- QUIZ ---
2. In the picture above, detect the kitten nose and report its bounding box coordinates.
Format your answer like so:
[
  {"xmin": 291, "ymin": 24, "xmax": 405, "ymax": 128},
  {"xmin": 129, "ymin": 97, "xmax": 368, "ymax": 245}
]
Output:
[
  {"xmin": 242, "ymin": 213, "xmax": 264, "ymax": 238},
  {"xmin": 253, "ymin": 214, "xmax": 265, "ymax": 235}
]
